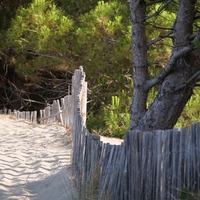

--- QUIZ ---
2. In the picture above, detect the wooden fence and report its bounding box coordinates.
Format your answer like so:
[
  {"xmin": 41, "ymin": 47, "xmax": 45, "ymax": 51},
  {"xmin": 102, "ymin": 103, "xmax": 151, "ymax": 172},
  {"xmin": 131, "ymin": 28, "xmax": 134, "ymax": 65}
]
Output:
[
  {"xmin": 72, "ymin": 125, "xmax": 200, "ymax": 199},
  {"xmin": 1, "ymin": 68, "xmax": 200, "ymax": 199},
  {"xmin": 0, "ymin": 68, "xmax": 87, "ymax": 130},
  {"xmin": 70, "ymin": 70, "xmax": 200, "ymax": 199}
]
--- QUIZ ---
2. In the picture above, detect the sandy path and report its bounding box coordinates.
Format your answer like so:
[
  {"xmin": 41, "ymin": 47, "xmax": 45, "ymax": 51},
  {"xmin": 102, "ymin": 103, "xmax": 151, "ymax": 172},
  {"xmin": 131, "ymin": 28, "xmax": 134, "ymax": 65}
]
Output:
[{"xmin": 0, "ymin": 115, "xmax": 78, "ymax": 200}]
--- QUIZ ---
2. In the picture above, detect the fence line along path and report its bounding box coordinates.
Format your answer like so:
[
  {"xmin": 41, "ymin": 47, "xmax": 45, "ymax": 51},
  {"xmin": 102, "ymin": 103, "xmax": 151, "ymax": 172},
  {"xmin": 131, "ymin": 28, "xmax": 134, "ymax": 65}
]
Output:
[
  {"xmin": 0, "ymin": 68, "xmax": 86, "ymax": 199},
  {"xmin": 2, "ymin": 68, "xmax": 200, "ymax": 200},
  {"xmin": 70, "ymin": 69, "xmax": 200, "ymax": 200}
]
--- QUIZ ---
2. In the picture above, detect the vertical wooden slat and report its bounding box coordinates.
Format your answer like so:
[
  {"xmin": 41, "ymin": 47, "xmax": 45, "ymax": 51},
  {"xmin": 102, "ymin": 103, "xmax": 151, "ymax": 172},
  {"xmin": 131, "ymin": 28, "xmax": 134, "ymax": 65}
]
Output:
[
  {"xmin": 195, "ymin": 123, "xmax": 200, "ymax": 189},
  {"xmin": 80, "ymin": 81, "xmax": 87, "ymax": 127},
  {"xmin": 52, "ymin": 100, "xmax": 57, "ymax": 122}
]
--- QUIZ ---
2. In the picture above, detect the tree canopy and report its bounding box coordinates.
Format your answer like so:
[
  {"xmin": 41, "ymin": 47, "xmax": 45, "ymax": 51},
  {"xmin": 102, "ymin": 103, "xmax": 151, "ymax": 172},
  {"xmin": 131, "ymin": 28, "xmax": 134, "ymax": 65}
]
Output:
[
  {"xmin": 3, "ymin": 0, "xmax": 73, "ymax": 79},
  {"xmin": 0, "ymin": 0, "xmax": 200, "ymax": 137}
]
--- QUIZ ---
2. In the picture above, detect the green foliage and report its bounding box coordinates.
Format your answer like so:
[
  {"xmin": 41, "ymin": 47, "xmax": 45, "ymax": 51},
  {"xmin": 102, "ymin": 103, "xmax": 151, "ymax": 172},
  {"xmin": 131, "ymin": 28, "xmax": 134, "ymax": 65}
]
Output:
[
  {"xmin": 147, "ymin": 3, "xmax": 175, "ymax": 70},
  {"xmin": 53, "ymin": 0, "xmax": 100, "ymax": 16},
  {"xmin": 179, "ymin": 187, "xmax": 200, "ymax": 200},
  {"xmin": 87, "ymin": 112, "xmax": 105, "ymax": 135},
  {"xmin": 102, "ymin": 91, "xmax": 130, "ymax": 138},
  {"xmin": 1, "ymin": 0, "xmax": 133, "ymax": 138},
  {"xmin": 1, "ymin": 0, "xmax": 200, "ymax": 138},
  {"xmin": 88, "ymin": 90, "xmax": 131, "ymax": 138},
  {"xmin": 2, "ymin": 0, "xmax": 73, "ymax": 79},
  {"xmin": 88, "ymin": 3, "xmax": 177, "ymax": 138},
  {"xmin": 175, "ymin": 90, "xmax": 200, "ymax": 128},
  {"xmin": 147, "ymin": 86, "xmax": 158, "ymax": 109},
  {"xmin": 72, "ymin": 1, "xmax": 132, "ymax": 113},
  {"xmin": 192, "ymin": 37, "xmax": 200, "ymax": 49}
]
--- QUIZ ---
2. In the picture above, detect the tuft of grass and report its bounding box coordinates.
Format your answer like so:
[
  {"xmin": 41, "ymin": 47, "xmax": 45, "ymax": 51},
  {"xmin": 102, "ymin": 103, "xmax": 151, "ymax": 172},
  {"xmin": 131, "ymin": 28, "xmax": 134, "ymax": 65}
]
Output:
[
  {"xmin": 78, "ymin": 162, "xmax": 112, "ymax": 200},
  {"xmin": 178, "ymin": 187, "xmax": 200, "ymax": 200}
]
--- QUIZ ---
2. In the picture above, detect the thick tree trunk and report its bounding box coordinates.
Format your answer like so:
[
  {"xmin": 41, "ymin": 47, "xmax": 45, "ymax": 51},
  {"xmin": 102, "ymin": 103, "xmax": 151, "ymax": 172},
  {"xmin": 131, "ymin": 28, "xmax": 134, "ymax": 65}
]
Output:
[
  {"xmin": 137, "ymin": 50, "xmax": 200, "ymax": 131},
  {"xmin": 130, "ymin": 0, "xmax": 149, "ymax": 128},
  {"xmin": 130, "ymin": 0, "xmax": 199, "ymax": 131}
]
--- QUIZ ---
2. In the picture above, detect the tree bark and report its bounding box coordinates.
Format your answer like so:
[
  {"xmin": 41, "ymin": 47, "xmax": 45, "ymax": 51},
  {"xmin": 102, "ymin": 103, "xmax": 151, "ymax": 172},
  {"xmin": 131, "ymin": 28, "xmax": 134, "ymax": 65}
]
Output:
[
  {"xmin": 130, "ymin": 0, "xmax": 149, "ymax": 128},
  {"xmin": 130, "ymin": 0, "xmax": 199, "ymax": 131},
  {"xmin": 137, "ymin": 50, "xmax": 200, "ymax": 131}
]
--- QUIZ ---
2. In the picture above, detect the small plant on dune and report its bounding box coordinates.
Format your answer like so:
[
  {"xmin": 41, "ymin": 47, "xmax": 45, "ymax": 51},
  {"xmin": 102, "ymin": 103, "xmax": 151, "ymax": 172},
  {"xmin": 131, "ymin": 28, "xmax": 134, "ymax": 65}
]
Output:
[
  {"xmin": 88, "ymin": 90, "xmax": 131, "ymax": 138},
  {"xmin": 179, "ymin": 187, "xmax": 200, "ymax": 200},
  {"xmin": 77, "ymin": 162, "xmax": 111, "ymax": 200},
  {"xmin": 175, "ymin": 89, "xmax": 200, "ymax": 128}
]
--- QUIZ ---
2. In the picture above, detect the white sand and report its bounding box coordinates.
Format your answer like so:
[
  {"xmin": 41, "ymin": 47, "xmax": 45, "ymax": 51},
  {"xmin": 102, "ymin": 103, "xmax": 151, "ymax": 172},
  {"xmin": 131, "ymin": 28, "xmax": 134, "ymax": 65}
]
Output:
[
  {"xmin": 0, "ymin": 115, "xmax": 124, "ymax": 200},
  {"xmin": 100, "ymin": 135, "xmax": 123, "ymax": 145},
  {"xmin": 0, "ymin": 115, "xmax": 78, "ymax": 200}
]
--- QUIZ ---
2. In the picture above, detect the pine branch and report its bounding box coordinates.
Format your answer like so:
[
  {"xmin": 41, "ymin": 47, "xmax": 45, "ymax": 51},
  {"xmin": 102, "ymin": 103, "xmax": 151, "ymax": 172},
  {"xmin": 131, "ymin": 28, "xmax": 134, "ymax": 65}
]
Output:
[
  {"xmin": 22, "ymin": 50, "xmax": 63, "ymax": 58},
  {"xmin": 147, "ymin": 30, "xmax": 173, "ymax": 46},
  {"xmin": 145, "ymin": 45, "xmax": 192, "ymax": 89},
  {"xmin": 188, "ymin": 31, "xmax": 200, "ymax": 41},
  {"xmin": 146, "ymin": 23, "xmax": 173, "ymax": 31},
  {"xmin": 145, "ymin": 0, "xmax": 174, "ymax": 20}
]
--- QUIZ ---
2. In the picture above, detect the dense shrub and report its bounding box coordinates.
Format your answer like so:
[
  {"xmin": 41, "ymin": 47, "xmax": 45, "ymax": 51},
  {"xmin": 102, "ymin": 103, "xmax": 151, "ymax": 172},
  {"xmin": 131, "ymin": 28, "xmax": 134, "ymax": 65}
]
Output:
[
  {"xmin": 1, "ymin": 0, "xmax": 74, "ymax": 80},
  {"xmin": 1, "ymin": 0, "xmax": 200, "ymax": 137}
]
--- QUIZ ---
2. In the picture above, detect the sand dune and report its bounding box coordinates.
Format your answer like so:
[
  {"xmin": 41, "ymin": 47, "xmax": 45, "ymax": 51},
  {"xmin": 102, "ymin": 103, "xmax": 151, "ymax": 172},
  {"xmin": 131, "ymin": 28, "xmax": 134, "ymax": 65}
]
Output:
[{"xmin": 0, "ymin": 115, "xmax": 78, "ymax": 200}]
